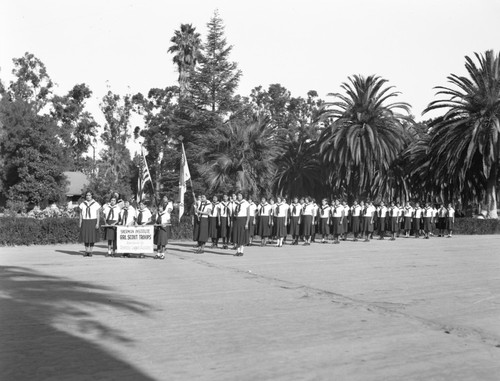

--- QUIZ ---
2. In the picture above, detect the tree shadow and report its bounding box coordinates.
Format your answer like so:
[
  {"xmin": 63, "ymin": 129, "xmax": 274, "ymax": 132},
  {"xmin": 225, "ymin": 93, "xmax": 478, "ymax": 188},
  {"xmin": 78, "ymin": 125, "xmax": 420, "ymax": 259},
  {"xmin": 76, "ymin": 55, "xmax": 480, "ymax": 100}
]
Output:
[{"xmin": 0, "ymin": 266, "xmax": 155, "ymax": 380}]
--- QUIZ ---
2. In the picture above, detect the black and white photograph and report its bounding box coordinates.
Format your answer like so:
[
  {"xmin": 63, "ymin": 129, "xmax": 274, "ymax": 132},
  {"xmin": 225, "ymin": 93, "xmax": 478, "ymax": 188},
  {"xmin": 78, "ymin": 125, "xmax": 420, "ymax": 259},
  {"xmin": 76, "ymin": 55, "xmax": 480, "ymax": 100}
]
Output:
[{"xmin": 1, "ymin": 0, "xmax": 500, "ymax": 379}]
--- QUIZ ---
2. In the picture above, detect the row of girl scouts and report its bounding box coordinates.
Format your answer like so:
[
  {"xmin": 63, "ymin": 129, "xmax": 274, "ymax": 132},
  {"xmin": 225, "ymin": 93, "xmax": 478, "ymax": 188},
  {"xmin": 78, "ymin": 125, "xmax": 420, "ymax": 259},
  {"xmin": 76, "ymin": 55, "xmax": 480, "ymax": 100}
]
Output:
[
  {"xmin": 191, "ymin": 193, "xmax": 457, "ymax": 255},
  {"xmin": 78, "ymin": 190, "xmax": 173, "ymax": 259}
]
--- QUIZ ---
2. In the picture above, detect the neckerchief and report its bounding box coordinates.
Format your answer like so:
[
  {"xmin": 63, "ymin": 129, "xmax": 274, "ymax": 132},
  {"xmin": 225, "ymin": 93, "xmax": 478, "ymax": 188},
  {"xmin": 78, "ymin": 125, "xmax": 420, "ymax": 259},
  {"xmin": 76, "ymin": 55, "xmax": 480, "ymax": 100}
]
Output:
[
  {"xmin": 84, "ymin": 201, "xmax": 95, "ymax": 218},
  {"xmin": 259, "ymin": 203, "xmax": 268, "ymax": 216},
  {"xmin": 107, "ymin": 205, "xmax": 116, "ymax": 221},
  {"xmin": 137, "ymin": 209, "xmax": 145, "ymax": 224}
]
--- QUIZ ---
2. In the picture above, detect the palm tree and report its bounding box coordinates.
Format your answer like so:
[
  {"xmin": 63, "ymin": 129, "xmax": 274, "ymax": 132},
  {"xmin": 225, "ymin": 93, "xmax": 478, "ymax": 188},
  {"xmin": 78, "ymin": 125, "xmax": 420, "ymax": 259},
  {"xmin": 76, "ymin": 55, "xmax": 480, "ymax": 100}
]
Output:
[
  {"xmin": 318, "ymin": 75, "xmax": 411, "ymax": 200},
  {"xmin": 273, "ymin": 138, "xmax": 326, "ymax": 200},
  {"xmin": 424, "ymin": 50, "xmax": 500, "ymax": 218},
  {"xmin": 167, "ymin": 24, "xmax": 202, "ymax": 99},
  {"xmin": 197, "ymin": 117, "xmax": 281, "ymax": 197}
]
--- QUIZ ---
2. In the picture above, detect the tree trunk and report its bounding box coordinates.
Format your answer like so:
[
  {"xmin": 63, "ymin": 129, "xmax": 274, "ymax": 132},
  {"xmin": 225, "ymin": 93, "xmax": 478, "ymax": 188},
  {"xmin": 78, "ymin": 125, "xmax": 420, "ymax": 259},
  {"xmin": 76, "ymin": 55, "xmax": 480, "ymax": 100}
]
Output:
[
  {"xmin": 484, "ymin": 163, "xmax": 498, "ymax": 219},
  {"xmin": 235, "ymin": 170, "xmax": 245, "ymax": 193}
]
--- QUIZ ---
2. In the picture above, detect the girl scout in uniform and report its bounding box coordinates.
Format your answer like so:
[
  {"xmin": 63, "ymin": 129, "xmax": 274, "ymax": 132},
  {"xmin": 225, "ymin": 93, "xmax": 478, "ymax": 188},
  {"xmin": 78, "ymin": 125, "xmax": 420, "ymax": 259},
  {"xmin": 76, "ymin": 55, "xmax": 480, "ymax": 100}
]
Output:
[{"xmin": 79, "ymin": 190, "xmax": 101, "ymax": 257}]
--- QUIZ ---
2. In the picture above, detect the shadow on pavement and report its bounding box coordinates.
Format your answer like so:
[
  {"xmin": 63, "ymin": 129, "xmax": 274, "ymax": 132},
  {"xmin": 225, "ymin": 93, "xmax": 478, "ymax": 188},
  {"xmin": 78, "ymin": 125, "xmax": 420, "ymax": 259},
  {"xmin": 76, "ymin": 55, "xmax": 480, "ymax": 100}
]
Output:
[
  {"xmin": 169, "ymin": 246, "xmax": 235, "ymax": 256},
  {"xmin": 56, "ymin": 249, "xmax": 108, "ymax": 257},
  {"xmin": 0, "ymin": 266, "xmax": 155, "ymax": 380}
]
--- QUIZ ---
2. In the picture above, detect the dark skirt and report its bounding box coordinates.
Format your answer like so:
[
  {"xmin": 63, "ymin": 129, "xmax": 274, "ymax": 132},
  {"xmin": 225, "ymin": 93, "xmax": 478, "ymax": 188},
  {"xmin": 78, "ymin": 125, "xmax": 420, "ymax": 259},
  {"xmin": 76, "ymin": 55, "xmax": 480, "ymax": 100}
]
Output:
[
  {"xmin": 423, "ymin": 217, "xmax": 432, "ymax": 232},
  {"xmin": 378, "ymin": 217, "xmax": 386, "ymax": 233},
  {"xmin": 272, "ymin": 217, "xmax": 279, "ymax": 236},
  {"xmin": 193, "ymin": 219, "xmax": 200, "ymax": 241},
  {"xmin": 220, "ymin": 217, "xmax": 228, "ymax": 238},
  {"xmin": 390, "ymin": 217, "xmax": 399, "ymax": 232},
  {"xmin": 248, "ymin": 218, "xmax": 256, "ymax": 238},
  {"xmin": 229, "ymin": 218, "xmax": 235, "ymax": 242},
  {"xmin": 156, "ymin": 226, "xmax": 170, "ymax": 245},
  {"xmin": 275, "ymin": 217, "xmax": 287, "ymax": 238},
  {"xmin": 258, "ymin": 216, "xmax": 272, "ymax": 237},
  {"xmin": 447, "ymin": 217, "xmax": 454, "ymax": 230},
  {"xmin": 343, "ymin": 217, "xmax": 349, "ymax": 233},
  {"xmin": 302, "ymin": 215, "xmax": 313, "ymax": 236},
  {"xmin": 80, "ymin": 219, "xmax": 99, "ymax": 244},
  {"xmin": 319, "ymin": 218, "xmax": 330, "ymax": 235},
  {"xmin": 234, "ymin": 216, "xmax": 249, "ymax": 245},
  {"xmin": 290, "ymin": 216, "xmax": 300, "ymax": 236},
  {"xmin": 404, "ymin": 217, "xmax": 412, "ymax": 230},
  {"xmin": 363, "ymin": 217, "xmax": 374, "ymax": 233},
  {"xmin": 197, "ymin": 217, "xmax": 209, "ymax": 243},
  {"xmin": 331, "ymin": 217, "xmax": 343, "ymax": 235},
  {"xmin": 105, "ymin": 220, "xmax": 117, "ymax": 240},
  {"xmin": 413, "ymin": 218, "xmax": 421, "ymax": 232},
  {"xmin": 351, "ymin": 216, "xmax": 360, "ymax": 234},
  {"xmin": 209, "ymin": 216, "xmax": 219, "ymax": 238},
  {"xmin": 437, "ymin": 217, "xmax": 446, "ymax": 230}
]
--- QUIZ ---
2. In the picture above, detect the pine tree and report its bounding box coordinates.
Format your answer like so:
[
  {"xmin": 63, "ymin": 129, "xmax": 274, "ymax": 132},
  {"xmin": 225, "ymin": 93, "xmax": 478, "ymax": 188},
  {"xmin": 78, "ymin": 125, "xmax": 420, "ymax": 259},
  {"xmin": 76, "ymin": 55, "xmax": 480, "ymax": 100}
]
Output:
[{"xmin": 189, "ymin": 10, "xmax": 242, "ymax": 115}]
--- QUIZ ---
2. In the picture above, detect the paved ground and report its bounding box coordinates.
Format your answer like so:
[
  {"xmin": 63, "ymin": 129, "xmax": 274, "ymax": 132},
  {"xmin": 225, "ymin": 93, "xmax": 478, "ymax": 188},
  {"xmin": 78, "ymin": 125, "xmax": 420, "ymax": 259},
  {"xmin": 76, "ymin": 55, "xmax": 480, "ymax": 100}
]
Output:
[{"xmin": 1, "ymin": 235, "xmax": 499, "ymax": 380}]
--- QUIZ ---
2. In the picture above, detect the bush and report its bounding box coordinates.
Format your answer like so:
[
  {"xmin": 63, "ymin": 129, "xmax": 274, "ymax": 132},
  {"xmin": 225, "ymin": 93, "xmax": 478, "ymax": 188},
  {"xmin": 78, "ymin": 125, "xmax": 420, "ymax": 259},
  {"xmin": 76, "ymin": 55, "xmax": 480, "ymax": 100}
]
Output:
[
  {"xmin": 0, "ymin": 217, "xmax": 80, "ymax": 246},
  {"xmin": 454, "ymin": 217, "xmax": 500, "ymax": 234},
  {"xmin": 0, "ymin": 215, "xmax": 194, "ymax": 246}
]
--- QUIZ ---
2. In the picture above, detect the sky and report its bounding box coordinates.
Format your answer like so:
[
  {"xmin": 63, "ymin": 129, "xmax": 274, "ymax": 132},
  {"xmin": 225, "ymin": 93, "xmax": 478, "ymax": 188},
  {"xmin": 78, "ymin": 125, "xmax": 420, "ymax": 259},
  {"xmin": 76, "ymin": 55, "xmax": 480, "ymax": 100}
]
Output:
[{"xmin": 1, "ymin": 0, "xmax": 500, "ymax": 126}]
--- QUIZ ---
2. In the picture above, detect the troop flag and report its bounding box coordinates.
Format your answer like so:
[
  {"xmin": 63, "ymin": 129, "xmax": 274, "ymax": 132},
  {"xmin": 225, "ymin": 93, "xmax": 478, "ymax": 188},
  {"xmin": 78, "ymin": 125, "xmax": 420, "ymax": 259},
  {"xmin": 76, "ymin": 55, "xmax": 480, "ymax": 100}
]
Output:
[
  {"xmin": 178, "ymin": 143, "xmax": 191, "ymax": 219},
  {"xmin": 137, "ymin": 146, "xmax": 152, "ymax": 203}
]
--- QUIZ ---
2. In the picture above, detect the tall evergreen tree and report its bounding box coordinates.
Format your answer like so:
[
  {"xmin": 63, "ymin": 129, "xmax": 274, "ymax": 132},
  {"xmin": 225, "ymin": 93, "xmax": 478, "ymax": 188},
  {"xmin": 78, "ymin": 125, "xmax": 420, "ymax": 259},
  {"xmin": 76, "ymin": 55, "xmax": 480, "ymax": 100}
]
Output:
[{"xmin": 189, "ymin": 10, "xmax": 242, "ymax": 115}]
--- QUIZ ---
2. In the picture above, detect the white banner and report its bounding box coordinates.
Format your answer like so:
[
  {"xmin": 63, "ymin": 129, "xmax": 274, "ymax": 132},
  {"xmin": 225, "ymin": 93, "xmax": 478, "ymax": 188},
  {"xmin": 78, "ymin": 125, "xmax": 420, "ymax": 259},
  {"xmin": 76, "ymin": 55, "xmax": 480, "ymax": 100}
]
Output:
[{"xmin": 116, "ymin": 226, "xmax": 154, "ymax": 254}]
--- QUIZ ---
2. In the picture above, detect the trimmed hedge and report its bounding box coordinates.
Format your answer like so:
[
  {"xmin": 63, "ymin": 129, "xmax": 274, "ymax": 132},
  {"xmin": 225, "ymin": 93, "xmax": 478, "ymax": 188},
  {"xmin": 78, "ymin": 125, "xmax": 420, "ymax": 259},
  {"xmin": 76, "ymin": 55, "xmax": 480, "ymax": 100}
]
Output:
[
  {"xmin": 454, "ymin": 218, "xmax": 500, "ymax": 234},
  {"xmin": 1, "ymin": 216, "xmax": 499, "ymax": 246},
  {"xmin": 0, "ymin": 216, "xmax": 194, "ymax": 246},
  {"xmin": 0, "ymin": 217, "xmax": 80, "ymax": 246}
]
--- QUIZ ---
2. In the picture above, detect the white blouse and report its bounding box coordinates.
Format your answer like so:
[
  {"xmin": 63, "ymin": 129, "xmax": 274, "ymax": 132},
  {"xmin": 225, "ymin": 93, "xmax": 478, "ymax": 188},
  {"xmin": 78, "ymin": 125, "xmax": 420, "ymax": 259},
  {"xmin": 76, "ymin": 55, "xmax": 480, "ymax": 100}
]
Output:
[{"xmin": 79, "ymin": 200, "xmax": 101, "ymax": 220}]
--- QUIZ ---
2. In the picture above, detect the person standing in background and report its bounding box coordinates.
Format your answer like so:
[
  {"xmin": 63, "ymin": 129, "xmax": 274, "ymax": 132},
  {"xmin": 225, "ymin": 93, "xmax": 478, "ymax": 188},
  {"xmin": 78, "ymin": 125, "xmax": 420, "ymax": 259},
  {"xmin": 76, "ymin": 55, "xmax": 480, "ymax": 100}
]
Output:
[{"xmin": 447, "ymin": 203, "xmax": 455, "ymax": 238}]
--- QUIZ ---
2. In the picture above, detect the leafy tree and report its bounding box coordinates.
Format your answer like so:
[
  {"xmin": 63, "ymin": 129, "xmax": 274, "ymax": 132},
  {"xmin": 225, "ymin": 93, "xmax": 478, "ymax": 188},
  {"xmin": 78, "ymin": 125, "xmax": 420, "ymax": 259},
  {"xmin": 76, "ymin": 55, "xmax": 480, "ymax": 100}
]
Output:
[
  {"xmin": 0, "ymin": 98, "xmax": 69, "ymax": 204},
  {"xmin": 7, "ymin": 52, "xmax": 54, "ymax": 112},
  {"xmin": 189, "ymin": 10, "xmax": 242, "ymax": 115},
  {"xmin": 249, "ymin": 85, "xmax": 323, "ymax": 140},
  {"xmin": 132, "ymin": 87, "xmax": 181, "ymax": 197},
  {"xmin": 318, "ymin": 75, "xmax": 412, "ymax": 200},
  {"xmin": 424, "ymin": 50, "xmax": 500, "ymax": 218},
  {"xmin": 96, "ymin": 91, "xmax": 134, "ymax": 199},
  {"xmin": 51, "ymin": 83, "xmax": 99, "ymax": 171},
  {"xmin": 168, "ymin": 24, "xmax": 202, "ymax": 100}
]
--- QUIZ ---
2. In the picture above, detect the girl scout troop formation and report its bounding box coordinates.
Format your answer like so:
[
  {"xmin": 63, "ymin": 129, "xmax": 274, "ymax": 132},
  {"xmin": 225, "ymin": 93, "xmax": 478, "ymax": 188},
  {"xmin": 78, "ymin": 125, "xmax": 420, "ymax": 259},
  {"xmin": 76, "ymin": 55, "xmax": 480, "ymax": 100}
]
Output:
[
  {"xmin": 79, "ymin": 190, "xmax": 456, "ymax": 258},
  {"xmin": 78, "ymin": 190, "xmax": 173, "ymax": 259},
  {"xmin": 190, "ymin": 192, "xmax": 457, "ymax": 256}
]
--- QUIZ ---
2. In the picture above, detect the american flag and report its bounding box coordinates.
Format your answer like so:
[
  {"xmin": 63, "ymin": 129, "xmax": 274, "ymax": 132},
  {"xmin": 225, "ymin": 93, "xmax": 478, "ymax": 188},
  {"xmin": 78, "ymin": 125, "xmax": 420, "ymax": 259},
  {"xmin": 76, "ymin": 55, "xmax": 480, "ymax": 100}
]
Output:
[{"xmin": 137, "ymin": 146, "xmax": 152, "ymax": 203}]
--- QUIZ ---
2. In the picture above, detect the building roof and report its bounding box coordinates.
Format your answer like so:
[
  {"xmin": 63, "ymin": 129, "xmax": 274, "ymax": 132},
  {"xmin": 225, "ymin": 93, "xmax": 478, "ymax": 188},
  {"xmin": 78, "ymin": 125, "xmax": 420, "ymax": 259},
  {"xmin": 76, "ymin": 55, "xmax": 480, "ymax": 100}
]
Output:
[{"xmin": 64, "ymin": 171, "xmax": 89, "ymax": 196}]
